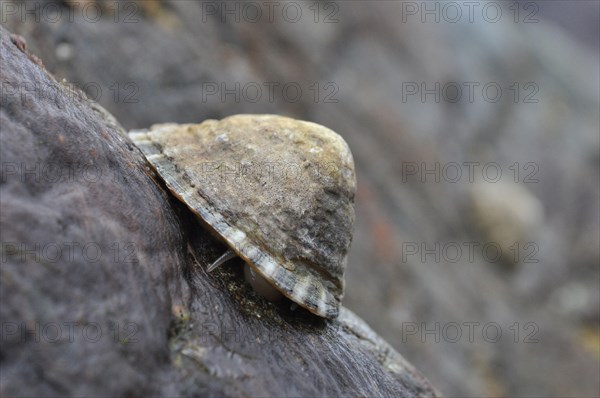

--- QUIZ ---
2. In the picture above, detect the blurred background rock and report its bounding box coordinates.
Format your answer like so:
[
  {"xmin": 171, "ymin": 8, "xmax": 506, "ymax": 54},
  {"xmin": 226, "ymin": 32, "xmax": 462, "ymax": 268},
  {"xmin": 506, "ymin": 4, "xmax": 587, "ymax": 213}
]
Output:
[{"xmin": 3, "ymin": 0, "xmax": 598, "ymax": 396}]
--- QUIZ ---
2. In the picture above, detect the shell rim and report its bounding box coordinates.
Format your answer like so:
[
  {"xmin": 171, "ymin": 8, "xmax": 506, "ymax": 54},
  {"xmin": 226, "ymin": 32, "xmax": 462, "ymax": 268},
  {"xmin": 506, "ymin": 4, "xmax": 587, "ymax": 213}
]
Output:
[{"xmin": 170, "ymin": 179, "xmax": 339, "ymax": 319}]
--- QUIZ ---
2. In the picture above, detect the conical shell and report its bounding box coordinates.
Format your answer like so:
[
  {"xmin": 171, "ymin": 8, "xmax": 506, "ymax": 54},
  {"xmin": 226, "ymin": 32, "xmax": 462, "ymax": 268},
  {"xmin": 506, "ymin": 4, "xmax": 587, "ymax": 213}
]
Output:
[{"xmin": 129, "ymin": 115, "xmax": 355, "ymax": 318}]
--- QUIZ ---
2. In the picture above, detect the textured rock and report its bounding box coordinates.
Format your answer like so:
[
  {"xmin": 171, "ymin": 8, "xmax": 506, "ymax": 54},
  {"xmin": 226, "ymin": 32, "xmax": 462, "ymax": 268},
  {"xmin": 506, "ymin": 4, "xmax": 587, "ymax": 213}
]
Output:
[{"xmin": 0, "ymin": 25, "xmax": 438, "ymax": 397}]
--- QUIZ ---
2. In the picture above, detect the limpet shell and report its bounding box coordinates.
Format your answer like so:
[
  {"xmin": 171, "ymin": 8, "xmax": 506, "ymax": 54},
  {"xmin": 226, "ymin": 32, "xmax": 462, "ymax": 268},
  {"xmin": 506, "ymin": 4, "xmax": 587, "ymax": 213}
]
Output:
[{"xmin": 129, "ymin": 114, "xmax": 356, "ymax": 318}]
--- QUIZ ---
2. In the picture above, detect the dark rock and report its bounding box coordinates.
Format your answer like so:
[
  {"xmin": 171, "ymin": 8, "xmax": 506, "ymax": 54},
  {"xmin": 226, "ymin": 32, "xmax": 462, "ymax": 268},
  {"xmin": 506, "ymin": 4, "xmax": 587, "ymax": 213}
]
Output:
[{"xmin": 0, "ymin": 25, "xmax": 438, "ymax": 397}]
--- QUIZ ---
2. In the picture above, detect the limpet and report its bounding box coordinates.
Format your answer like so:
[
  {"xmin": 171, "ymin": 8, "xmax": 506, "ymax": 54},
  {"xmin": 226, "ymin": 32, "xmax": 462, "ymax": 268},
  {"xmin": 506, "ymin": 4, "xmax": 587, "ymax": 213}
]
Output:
[{"xmin": 129, "ymin": 114, "xmax": 356, "ymax": 319}]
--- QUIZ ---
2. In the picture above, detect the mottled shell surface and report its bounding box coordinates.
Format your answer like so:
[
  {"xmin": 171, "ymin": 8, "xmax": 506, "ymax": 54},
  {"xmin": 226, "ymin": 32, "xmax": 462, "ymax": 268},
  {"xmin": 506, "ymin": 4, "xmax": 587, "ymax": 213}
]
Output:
[{"xmin": 129, "ymin": 114, "xmax": 356, "ymax": 318}]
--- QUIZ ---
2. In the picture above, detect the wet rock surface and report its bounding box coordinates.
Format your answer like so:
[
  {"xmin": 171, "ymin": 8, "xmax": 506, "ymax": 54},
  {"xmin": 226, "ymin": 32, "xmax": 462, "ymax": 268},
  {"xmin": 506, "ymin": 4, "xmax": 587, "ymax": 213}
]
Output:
[{"xmin": 0, "ymin": 25, "xmax": 438, "ymax": 397}]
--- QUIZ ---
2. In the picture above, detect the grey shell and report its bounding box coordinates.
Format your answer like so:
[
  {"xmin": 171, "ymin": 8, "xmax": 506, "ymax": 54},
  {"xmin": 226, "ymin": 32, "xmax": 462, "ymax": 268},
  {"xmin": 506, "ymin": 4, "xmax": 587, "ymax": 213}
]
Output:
[{"xmin": 129, "ymin": 114, "xmax": 356, "ymax": 318}]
